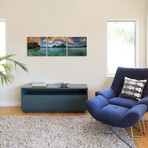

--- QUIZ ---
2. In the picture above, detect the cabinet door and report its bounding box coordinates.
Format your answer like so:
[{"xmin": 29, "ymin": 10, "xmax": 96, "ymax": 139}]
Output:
[{"xmin": 21, "ymin": 95, "xmax": 87, "ymax": 112}]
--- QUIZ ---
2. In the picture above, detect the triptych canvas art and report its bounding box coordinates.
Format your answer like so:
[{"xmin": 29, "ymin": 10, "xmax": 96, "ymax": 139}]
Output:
[{"xmin": 27, "ymin": 37, "xmax": 87, "ymax": 56}]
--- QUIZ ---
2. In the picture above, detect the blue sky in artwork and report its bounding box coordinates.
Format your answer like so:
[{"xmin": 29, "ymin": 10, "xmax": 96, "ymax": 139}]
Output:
[
  {"xmin": 40, "ymin": 37, "xmax": 47, "ymax": 48},
  {"xmin": 40, "ymin": 42, "xmax": 46, "ymax": 48},
  {"xmin": 68, "ymin": 37, "xmax": 87, "ymax": 47}
]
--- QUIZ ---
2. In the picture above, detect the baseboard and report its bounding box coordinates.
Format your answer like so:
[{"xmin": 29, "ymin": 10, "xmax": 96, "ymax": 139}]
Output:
[{"xmin": 0, "ymin": 103, "xmax": 21, "ymax": 106}]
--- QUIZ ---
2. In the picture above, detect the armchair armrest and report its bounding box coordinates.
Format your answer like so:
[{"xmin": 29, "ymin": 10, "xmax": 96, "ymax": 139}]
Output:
[
  {"xmin": 137, "ymin": 96, "xmax": 148, "ymax": 108},
  {"xmin": 95, "ymin": 88, "xmax": 117, "ymax": 100},
  {"xmin": 86, "ymin": 95, "xmax": 109, "ymax": 118},
  {"xmin": 121, "ymin": 104, "xmax": 147, "ymax": 128}
]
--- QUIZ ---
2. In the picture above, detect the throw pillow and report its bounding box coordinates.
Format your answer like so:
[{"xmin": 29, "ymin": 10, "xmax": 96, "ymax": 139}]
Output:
[{"xmin": 120, "ymin": 77, "xmax": 147, "ymax": 101}]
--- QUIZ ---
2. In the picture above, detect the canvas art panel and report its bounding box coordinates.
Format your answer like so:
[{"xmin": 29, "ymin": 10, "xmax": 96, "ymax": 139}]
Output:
[
  {"xmin": 68, "ymin": 37, "xmax": 87, "ymax": 56},
  {"xmin": 27, "ymin": 37, "xmax": 47, "ymax": 56},
  {"xmin": 48, "ymin": 37, "xmax": 66, "ymax": 56}
]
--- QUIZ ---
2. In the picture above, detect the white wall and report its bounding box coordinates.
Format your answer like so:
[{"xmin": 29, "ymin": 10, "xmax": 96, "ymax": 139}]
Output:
[
  {"xmin": 145, "ymin": 0, "xmax": 148, "ymax": 69},
  {"xmin": 0, "ymin": 0, "xmax": 146, "ymax": 106}
]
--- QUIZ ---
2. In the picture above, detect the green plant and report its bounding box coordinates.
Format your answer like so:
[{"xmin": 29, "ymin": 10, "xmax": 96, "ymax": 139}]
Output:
[{"xmin": 0, "ymin": 54, "xmax": 28, "ymax": 85}]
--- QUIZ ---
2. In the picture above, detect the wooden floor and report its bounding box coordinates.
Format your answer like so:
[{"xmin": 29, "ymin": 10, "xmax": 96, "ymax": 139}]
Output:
[{"xmin": 0, "ymin": 107, "xmax": 148, "ymax": 148}]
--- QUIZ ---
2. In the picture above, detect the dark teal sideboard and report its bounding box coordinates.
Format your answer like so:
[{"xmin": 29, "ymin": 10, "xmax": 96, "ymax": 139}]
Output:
[{"xmin": 21, "ymin": 84, "xmax": 88, "ymax": 113}]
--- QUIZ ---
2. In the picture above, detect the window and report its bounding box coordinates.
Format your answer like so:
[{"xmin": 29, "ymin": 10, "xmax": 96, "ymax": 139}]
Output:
[
  {"xmin": 107, "ymin": 21, "xmax": 136, "ymax": 75},
  {"xmin": 0, "ymin": 20, "xmax": 6, "ymax": 71},
  {"xmin": 0, "ymin": 20, "xmax": 6, "ymax": 56}
]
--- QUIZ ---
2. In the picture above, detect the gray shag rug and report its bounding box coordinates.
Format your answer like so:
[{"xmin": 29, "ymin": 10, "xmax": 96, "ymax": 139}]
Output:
[{"xmin": 0, "ymin": 115, "xmax": 135, "ymax": 148}]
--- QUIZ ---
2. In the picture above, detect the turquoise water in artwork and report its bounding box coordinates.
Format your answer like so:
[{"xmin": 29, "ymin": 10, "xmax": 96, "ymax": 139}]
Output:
[
  {"xmin": 68, "ymin": 47, "xmax": 87, "ymax": 56},
  {"xmin": 27, "ymin": 48, "xmax": 46, "ymax": 56},
  {"xmin": 48, "ymin": 48, "xmax": 66, "ymax": 56},
  {"xmin": 27, "ymin": 47, "xmax": 86, "ymax": 56}
]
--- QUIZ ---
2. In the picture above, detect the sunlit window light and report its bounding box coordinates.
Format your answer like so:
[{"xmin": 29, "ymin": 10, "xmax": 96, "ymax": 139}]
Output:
[{"xmin": 107, "ymin": 21, "xmax": 136, "ymax": 75}]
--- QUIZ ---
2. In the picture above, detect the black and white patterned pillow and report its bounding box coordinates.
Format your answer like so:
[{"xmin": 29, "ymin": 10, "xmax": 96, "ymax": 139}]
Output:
[{"xmin": 120, "ymin": 77, "xmax": 147, "ymax": 101}]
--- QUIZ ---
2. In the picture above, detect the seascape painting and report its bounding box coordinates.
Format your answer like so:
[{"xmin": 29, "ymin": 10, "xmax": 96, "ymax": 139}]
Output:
[
  {"xmin": 27, "ymin": 37, "xmax": 47, "ymax": 56},
  {"xmin": 68, "ymin": 37, "xmax": 87, "ymax": 56},
  {"xmin": 27, "ymin": 37, "xmax": 87, "ymax": 56},
  {"xmin": 48, "ymin": 37, "xmax": 66, "ymax": 56}
]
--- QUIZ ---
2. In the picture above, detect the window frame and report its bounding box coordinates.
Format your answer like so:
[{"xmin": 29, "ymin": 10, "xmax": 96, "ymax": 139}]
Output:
[
  {"xmin": 0, "ymin": 19, "xmax": 6, "ymax": 57},
  {"xmin": 107, "ymin": 20, "xmax": 137, "ymax": 76}
]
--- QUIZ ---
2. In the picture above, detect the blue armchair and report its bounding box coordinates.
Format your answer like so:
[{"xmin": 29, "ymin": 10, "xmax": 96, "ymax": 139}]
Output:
[{"xmin": 86, "ymin": 67, "xmax": 148, "ymax": 130}]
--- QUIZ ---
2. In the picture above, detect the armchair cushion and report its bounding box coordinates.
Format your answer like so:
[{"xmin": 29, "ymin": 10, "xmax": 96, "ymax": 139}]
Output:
[
  {"xmin": 97, "ymin": 104, "xmax": 129, "ymax": 127},
  {"xmin": 109, "ymin": 97, "xmax": 137, "ymax": 109},
  {"xmin": 95, "ymin": 88, "xmax": 116, "ymax": 100}
]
